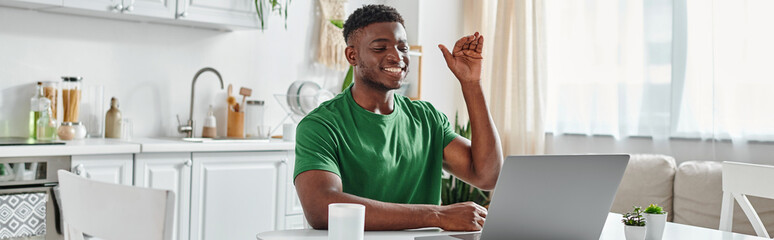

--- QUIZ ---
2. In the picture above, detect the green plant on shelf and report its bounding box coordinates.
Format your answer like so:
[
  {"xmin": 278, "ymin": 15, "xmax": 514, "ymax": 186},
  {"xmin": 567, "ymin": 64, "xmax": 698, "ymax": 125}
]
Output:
[
  {"xmin": 255, "ymin": 0, "xmax": 291, "ymax": 30},
  {"xmin": 644, "ymin": 203, "xmax": 665, "ymax": 214},
  {"xmin": 330, "ymin": 19, "xmax": 355, "ymax": 92},
  {"xmin": 622, "ymin": 206, "xmax": 647, "ymax": 226},
  {"xmin": 440, "ymin": 112, "xmax": 491, "ymax": 207}
]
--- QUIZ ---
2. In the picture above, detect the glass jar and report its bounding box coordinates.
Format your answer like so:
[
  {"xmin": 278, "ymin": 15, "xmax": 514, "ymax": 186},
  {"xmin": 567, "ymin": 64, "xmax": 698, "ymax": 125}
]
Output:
[
  {"xmin": 40, "ymin": 81, "xmax": 59, "ymax": 121},
  {"xmin": 245, "ymin": 100, "xmax": 265, "ymax": 138},
  {"xmin": 61, "ymin": 76, "xmax": 82, "ymax": 123},
  {"xmin": 58, "ymin": 122, "xmax": 76, "ymax": 140},
  {"xmin": 72, "ymin": 122, "xmax": 87, "ymax": 140}
]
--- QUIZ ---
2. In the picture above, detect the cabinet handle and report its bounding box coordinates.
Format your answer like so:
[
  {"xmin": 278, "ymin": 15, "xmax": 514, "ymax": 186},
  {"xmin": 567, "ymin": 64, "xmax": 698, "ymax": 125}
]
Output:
[
  {"xmin": 184, "ymin": 159, "xmax": 192, "ymax": 167},
  {"xmin": 111, "ymin": 4, "xmax": 123, "ymax": 12},
  {"xmin": 72, "ymin": 164, "xmax": 90, "ymax": 178},
  {"xmin": 122, "ymin": 5, "xmax": 134, "ymax": 12},
  {"xmin": 177, "ymin": 12, "xmax": 188, "ymax": 18},
  {"xmin": 73, "ymin": 164, "xmax": 84, "ymax": 175}
]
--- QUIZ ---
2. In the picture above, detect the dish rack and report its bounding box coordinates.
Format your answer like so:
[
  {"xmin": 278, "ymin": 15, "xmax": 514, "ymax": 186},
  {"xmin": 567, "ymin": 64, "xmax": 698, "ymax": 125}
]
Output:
[
  {"xmin": 272, "ymin": 80, "xmax": 336, "ymax": 135},
  {"xmin": 271, "ymin": 92, "xmax": 334, "ymax": 134}
]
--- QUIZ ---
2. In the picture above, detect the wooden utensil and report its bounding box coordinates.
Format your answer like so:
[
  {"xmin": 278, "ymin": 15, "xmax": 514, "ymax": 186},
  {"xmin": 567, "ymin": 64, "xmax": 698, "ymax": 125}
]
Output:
[
  {"xmin": 227, "ymin": 84, "xmax": 236, "ymax": 111},
  {"xmin": 239, "ymin": 87, "xmax": 252, "ymax": 112}
]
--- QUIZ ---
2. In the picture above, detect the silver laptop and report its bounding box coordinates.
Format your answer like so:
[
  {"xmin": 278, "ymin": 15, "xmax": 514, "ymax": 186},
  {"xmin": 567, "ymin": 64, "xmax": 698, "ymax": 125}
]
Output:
[{"xmin": 417, "ymin": 154, "xmax": 630, "ymax": 240}]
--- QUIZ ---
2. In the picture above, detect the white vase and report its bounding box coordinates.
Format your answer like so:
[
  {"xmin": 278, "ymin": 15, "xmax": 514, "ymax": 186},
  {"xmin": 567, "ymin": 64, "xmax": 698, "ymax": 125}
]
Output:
[
  {"xmin": 643, "ymin": 212, "xmax": 668, "ymax": 240},
  {"xmin": 624, "ymin": 225, "xmax": 647, "ymax": 240}
]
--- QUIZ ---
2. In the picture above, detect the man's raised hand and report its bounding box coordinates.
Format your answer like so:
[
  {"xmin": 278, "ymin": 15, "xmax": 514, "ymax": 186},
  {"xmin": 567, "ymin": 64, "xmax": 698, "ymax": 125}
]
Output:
[{"xmin": 439, "ymin": 32, "xmax": 484, "ymax": 84}]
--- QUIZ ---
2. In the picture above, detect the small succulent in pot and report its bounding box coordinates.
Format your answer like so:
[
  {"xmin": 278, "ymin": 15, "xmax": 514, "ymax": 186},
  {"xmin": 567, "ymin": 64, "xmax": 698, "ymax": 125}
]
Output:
[
  {"xmin": 623, "ymin": 206, "xmax": 647, "ymax": 240},
  {"xmin": 644, "ymin": 204, "xmax": 665, "ymax": 215},
  {"xmin": 643, "ymin": 204, "xmax": 668, "ymax": 240},
  {"xmin": 623, "ymin": 206, "xmax": 646, "ymax": 226}
]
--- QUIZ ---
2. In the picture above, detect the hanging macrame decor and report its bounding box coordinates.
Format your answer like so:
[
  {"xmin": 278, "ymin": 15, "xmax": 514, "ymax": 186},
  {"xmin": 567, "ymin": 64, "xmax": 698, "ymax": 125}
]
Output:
[{"xmin": 317, "ymin": 0, "xmax": 349, "ymax": 71}]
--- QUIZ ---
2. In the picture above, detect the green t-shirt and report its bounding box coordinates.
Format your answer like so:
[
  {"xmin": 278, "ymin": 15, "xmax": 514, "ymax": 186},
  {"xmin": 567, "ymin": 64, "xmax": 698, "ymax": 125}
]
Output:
[{"xmin": 293, "ymin": 86, "xmax": 458, "ymax": 205}]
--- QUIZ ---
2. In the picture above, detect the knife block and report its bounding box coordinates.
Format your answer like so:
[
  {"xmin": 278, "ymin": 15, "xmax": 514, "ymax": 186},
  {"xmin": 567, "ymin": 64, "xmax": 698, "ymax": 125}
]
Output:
[{"xmin": 227, "ymin": 109, "xmax": 244, "ymax": 138}]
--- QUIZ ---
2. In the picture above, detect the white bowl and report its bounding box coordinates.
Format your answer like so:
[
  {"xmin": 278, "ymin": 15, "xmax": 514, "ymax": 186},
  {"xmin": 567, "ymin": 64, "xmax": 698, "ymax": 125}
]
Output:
[{"xmin": 286, "ymin": 81, "xmax": 322, "ymax": 115}]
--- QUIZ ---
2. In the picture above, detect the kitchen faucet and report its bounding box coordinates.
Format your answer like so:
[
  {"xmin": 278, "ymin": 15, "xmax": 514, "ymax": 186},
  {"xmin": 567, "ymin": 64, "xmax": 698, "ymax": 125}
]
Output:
[{"xmin": 178, "ymin": 67, "xmax": 224, "ymax": 138}]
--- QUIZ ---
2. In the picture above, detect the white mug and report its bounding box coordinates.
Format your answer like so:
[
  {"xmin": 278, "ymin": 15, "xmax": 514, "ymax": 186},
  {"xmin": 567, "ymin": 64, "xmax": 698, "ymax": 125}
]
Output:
[
  {"xmin": 283, "ymin": 123, "xmax": 297, "ymax": 142},
  {"xmin": 328, "ymin": 203, "xmax": 365, "ymax": 240}
]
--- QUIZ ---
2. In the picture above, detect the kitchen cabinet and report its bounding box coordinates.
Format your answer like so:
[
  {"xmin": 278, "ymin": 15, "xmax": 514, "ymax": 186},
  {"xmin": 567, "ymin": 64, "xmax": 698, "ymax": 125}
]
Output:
[
  {"xmin": 282, "ymin": 151, "xmax": 308, "ymax": 229},
  {"xmin": 174, "ymin": 0, "xmax": 259, "ymax": 29},
  {"xmin": 190, "ymin": 151, "xmax": 288, "ymax": 240},
  {"xmin": 0, "ymin": 0, "xmax": 61, "ymax": 9},
  {"xmin": 135, "ymin": 152, "xmax": 192, "ymax": 240},
  {"xmin": 62, "ymin": 0, "xmax": 176, "ymax": 19},
  {"xmin": 71, "ymin": 154, "xmax": 133, "ymax": 185},
  {"xmin": 1, "ymin": 0, "xmax": 262, "ymax": 30}
]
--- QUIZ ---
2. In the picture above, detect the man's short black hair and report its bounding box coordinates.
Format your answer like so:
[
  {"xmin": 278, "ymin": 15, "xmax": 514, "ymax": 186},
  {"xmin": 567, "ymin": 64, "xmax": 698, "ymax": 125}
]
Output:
[{"xmin": 342, "ymin": 4, "xmax": 405, "ymax": 45}]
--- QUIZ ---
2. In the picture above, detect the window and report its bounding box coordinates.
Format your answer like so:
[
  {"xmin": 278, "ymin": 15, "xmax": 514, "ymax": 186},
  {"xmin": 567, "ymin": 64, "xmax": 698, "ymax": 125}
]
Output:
[{"xmin": 544, "ymin": 0, "xmax": 774, "ymax": 142}]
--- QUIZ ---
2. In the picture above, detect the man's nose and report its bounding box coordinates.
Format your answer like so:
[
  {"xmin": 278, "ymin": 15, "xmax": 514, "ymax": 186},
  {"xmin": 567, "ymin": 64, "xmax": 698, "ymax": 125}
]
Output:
[{"xmin": 385, "ymin": 47, "xmax": 404, "ymax": 63}]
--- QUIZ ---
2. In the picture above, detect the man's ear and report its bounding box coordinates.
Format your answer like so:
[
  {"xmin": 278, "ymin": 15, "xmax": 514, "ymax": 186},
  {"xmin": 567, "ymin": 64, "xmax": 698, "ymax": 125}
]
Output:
[{"xmin": 345, "ymin": 46, "xmax": 357, "ymax": 66}]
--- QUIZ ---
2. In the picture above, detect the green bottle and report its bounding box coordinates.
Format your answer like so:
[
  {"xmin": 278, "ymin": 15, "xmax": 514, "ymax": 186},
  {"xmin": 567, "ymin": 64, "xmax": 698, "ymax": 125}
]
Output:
[
  {"xmin": 29, "ymin": 82, "xmax": 43, "ymax": 139},
  {"xmin": 36, "ymin": 99, "xmax": 57, "ymax": 141}
]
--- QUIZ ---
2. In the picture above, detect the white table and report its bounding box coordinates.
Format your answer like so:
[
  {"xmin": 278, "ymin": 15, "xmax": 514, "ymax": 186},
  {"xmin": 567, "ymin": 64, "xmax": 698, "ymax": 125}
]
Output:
[{"xmin": 257, "ymin": 213, "xmax": 769, "ymax": 240}]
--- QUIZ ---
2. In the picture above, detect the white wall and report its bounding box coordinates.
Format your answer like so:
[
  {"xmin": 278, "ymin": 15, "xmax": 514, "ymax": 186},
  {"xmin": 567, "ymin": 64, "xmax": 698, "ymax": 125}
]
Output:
[{"xmin": 416, "ymin": 0, "xmax": 465, "ymax": 121}]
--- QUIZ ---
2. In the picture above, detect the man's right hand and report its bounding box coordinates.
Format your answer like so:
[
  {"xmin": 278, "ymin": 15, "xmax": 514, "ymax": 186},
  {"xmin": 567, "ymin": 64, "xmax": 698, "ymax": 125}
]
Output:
[{"xmin": 435, "ymin": 202, "xmax": 488, "ymax": 231}]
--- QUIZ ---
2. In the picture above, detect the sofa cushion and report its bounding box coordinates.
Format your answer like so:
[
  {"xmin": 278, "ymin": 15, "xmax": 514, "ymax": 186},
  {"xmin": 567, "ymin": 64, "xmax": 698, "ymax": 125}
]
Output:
[
  {"xmin": 611, "ymin": 154, "xmax": 676, "ymax": 221},
  {"xmin": 673, "ymin": 161, "xmax": 774, "ymax": 237}
]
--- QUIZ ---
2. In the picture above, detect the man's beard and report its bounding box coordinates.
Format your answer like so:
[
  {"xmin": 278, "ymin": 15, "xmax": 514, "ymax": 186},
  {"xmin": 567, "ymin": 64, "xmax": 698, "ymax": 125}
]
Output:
[{"xmin": 356, "ymin": 59, "xmax": 406, "ymax": 91}]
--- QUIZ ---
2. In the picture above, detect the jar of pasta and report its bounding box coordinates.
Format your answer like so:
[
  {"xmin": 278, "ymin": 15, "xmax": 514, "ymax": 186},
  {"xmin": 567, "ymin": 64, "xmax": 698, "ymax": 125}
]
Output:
[{"xmin": 61, "ymin": 76, "xmax": 82, "ymax": 123}]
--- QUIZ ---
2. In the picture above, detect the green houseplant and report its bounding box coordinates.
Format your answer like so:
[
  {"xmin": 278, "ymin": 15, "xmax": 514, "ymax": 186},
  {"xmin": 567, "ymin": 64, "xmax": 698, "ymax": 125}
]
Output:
[
  {"xmin": 254, "ymin": 0, "xmax": 291, "ymax": 30},
  {"xmin": 440, "ymin": 112, "xmax": 491, "ymax": 207},
  {"xmin": 643, "ymin": 204, "xmax": 665, "ymax": 215},
  {"xmin": 331, "ymin": 19, "xmax": 354, "ymax": 92},
  {"xmin": 623, "ymin": 206, "xmax": 647, "ymax": 240},
  {"xmin": 643, "ymin": 204, "xmax": 667, "ymax": 240}
]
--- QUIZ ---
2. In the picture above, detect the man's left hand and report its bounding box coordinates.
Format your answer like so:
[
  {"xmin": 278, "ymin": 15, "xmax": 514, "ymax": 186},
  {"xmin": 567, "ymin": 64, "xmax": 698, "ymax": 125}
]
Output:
[{"xmin": 439, "ymin": 32, "xmax": 484, "ymax": 84}]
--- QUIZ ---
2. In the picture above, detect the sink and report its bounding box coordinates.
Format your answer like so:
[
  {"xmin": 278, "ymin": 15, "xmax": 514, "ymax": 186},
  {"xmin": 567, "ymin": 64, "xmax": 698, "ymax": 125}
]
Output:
[{"xmin": 181, "ymin": 138, "xmax": 270, "ymax": 143}]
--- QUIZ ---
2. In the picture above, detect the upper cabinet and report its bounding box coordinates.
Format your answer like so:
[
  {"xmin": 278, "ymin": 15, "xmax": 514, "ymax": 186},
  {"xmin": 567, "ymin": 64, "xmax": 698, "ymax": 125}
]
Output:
[
  {"xmin": 0, "ymin": 0, "xmax": 62, "ymax": 9},
  {"xmin": 128, "ymin": 0, "xmax": 177, "ymax": 18},
  {"xmin": 1, "ymin": 0, "xmax": 262, "ymax": 30},
  {"xmin": 62, "ymin": 0, "xmax": 176, "ymax": 19},
  {"xmin": 175, "ymin": 0, "xmax": 259, "ymax": 29}
]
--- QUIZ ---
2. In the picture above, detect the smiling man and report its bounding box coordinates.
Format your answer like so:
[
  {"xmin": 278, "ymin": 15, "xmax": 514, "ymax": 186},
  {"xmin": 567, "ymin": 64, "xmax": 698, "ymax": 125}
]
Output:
[{"xmin": 293, "ymin": 4, "xmax": 503, "ymax": 231}]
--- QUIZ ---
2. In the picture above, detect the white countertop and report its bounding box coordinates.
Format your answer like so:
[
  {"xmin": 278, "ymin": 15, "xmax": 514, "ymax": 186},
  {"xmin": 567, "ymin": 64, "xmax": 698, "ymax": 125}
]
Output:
[
  {"xmin": 135, "ymin": 137, "xmax": 295, "ymax": 153},
  {"xmin": 0, "ymin": 138, "xmax": 141, "ymax": 157},
  {"xmin": 0, "ymin": 137, "xmax": 295, "ymax": 157}
]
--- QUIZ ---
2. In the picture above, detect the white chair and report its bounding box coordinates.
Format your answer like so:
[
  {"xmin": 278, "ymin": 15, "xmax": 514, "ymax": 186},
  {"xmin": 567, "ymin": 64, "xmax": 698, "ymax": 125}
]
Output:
[
  {"xmin": 719, "ymin": 161, "xmax": 774, "ymax": 238},
  {"xmin": 57, "ymin": 170, "xmax": 175, "ymax": 240}
]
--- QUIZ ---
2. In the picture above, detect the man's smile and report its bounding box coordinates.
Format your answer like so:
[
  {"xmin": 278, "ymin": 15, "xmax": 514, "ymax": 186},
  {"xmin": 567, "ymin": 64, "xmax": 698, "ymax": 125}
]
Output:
[{"xmin": 381, "ymin": 66, "xmax": 406, "ymax": 78}]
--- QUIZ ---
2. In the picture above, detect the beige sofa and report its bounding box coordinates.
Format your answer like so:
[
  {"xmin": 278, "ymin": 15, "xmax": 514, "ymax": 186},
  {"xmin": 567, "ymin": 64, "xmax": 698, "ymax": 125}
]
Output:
[{"xmin": 610, "ymin": 154, "xmax": 774, "ymax": 237}]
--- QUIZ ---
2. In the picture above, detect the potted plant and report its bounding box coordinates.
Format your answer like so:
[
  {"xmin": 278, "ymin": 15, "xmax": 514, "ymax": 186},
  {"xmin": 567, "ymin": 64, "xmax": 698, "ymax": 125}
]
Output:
[
  {"xmin": 643, "ymin": 204, "xmax": 667, "ymax": 240},
  {"xmin": 622, "ymin": 206, "xmax": 647, "ymax": 240},
  {"xmin": 254, "ymin": 0, "xmax": 291, "ymax": 30}
]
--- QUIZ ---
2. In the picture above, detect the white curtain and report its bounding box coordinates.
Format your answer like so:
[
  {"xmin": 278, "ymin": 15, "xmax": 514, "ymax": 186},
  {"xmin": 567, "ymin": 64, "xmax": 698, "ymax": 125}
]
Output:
[
  {"xmin": 463, "ymin": 0, "xmax": 547, "ymax": 155},
  {"xmin": 675, "ymin": 0, "xmax": 774, "ymax": 141},
  {"xmin": 544, "ymin": 0, "xmax": 774, "ymax": 142},
  {"xmin": 544, "ymin": 0, "xmax": 670, "ymax": 139}
]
